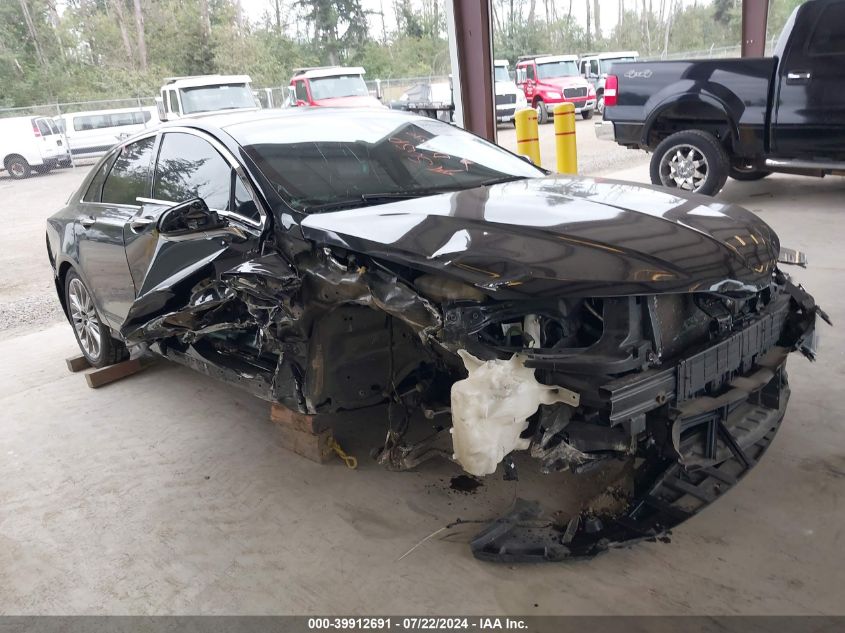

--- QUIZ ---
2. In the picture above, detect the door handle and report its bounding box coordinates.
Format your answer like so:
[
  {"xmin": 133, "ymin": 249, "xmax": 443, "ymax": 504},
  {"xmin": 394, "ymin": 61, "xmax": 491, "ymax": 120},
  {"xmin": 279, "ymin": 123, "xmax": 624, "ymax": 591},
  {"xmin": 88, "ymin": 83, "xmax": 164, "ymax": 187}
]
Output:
[
  {"xmin": 130, "ymin": 217, "xmax": 154, "ymax": 232},
  {"xmin": 786, "ymin": 71, "xmax": 811, "ymax": 85},
  {"xmin": 79, "ymin": 216, "xmax": 95, "ymax": 228}
]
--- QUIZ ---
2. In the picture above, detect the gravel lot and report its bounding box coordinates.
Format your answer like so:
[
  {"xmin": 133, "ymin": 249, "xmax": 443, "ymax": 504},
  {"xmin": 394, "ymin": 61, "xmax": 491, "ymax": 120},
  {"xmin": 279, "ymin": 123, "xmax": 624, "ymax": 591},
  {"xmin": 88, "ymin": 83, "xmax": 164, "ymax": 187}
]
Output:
[
  {"xmin": 0, "ymin": 124, "xmax": 646, "ymax": 339},
  {"xmin": 496, "ymin": 115, "xmax": 648, "ymax": 174}
]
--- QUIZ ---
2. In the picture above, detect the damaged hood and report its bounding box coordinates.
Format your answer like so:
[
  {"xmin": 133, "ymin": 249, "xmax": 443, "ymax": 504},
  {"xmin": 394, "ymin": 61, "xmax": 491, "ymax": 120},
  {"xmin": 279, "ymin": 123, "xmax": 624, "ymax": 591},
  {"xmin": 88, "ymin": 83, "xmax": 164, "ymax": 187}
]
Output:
[{"xmin": 299, "ymin": 176, "xmax": 780, "ymax": 297}]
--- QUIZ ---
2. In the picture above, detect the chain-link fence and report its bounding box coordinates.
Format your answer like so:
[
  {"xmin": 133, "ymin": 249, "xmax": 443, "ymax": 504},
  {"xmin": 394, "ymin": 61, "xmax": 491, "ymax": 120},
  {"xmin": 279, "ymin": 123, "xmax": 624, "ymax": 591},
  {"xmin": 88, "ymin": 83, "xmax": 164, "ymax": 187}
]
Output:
[
  {"xmin": 641, "ymin": 37, "xmax": 779, "ymax": 61},
  {"xmin": 0, "ymin": 97, "xmax": 157, "ymax": 120}
]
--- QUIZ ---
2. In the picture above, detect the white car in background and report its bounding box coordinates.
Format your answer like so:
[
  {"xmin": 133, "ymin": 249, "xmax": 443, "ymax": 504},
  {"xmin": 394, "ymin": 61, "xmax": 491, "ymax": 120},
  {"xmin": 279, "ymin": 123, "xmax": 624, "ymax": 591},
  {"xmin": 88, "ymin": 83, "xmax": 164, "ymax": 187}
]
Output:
[
  {"xmin": 494, "ymin": 59, "xmax": 527, "ymax": 123},
  {"xmin": 578, "ymin": 51, "xmax": 639, "ymax": 114},
  {"xmin": 0, "ymin": 116, "xmax": 69, "ymax": 179},
  {"xmin": 55, "ymin": 106, "xmax": 159, "ymax": 160}
]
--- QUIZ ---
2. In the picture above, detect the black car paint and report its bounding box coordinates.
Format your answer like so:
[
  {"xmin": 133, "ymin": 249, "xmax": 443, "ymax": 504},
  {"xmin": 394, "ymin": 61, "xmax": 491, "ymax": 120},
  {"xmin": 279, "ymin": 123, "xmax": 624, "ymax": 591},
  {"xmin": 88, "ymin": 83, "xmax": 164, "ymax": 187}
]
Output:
[
  {"xmin": 604, "ymin": 0, "xmax": 845, "ymax": 162},
  {"xmin": 300, "ymin": 176, "xmax": 779, "ymax": 298},
  {"xmin": 46, "ymin": 108, "xmax": 822, "ymax": 563}
]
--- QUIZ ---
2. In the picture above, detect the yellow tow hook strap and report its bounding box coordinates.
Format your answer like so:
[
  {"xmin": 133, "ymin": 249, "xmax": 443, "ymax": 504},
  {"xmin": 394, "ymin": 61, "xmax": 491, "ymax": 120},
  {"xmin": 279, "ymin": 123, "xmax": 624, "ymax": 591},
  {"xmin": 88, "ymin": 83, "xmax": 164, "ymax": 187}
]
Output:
[{"xmin": 328, "ymin": 437, "xmax": 358, "ymax": 469}]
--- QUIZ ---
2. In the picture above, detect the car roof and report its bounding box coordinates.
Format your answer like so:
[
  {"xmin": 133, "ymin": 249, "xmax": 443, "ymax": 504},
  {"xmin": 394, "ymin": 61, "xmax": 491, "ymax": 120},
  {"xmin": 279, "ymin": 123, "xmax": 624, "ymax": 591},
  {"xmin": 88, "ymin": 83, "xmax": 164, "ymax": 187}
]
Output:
[
  {"xmin": 580, "ymin": 51, "xmax": 639, "ymax": 60},
  {"xmin": 158, "ymin": 107, "xmax": 429, "ymax": 134},
  {"xmin": 293, "ymin": 66, "xmax": 366, "ymax": 79},
  {"xmin": 518, "ymin": 55, "xmax": 578, "ymax": 65},
  {"xmin": 164, "ymin": 74, "xmax": 252, "ymax": 89}
]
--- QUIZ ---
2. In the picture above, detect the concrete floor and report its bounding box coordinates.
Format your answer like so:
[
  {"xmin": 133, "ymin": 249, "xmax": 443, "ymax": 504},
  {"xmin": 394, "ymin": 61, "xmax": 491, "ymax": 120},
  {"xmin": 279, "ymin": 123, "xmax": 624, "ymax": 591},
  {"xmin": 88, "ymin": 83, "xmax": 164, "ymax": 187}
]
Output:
[{"xmin": 1, "ymin": 152, "xmax": 844, "ymax": 615}]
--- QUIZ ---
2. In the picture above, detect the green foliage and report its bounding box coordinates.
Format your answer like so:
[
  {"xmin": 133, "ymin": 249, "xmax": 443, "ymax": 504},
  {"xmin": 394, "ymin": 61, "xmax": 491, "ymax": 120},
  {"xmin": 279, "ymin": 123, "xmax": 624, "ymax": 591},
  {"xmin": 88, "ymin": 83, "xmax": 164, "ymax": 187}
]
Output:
[{"xmin": 0, "ymin": 0, "xmax": 811, "ymax": 108}]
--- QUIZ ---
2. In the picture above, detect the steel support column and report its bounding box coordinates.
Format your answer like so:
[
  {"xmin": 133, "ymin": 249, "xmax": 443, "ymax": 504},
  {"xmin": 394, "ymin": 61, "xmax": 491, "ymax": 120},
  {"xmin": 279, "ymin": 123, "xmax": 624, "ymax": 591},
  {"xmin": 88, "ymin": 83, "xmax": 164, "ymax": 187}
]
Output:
[
  {"xmin": 741, "ymin": 0, "xmax": 769, "ymax": 57},
  {"xmin": 445, "ymin": 0, "xmax": 496, "ymax": 142}
]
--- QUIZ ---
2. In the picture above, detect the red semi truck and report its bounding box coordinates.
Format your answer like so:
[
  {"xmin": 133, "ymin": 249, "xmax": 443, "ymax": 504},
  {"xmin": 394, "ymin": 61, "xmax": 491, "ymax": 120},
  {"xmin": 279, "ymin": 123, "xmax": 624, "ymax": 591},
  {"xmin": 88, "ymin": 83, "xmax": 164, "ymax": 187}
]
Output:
[
  {"xmin": 288, "ymin": 66, "xmax": 384, "ymax": 108},
  {"xmin": 515, "ymin": 54, "xmax": 596, "ymax": 123}
]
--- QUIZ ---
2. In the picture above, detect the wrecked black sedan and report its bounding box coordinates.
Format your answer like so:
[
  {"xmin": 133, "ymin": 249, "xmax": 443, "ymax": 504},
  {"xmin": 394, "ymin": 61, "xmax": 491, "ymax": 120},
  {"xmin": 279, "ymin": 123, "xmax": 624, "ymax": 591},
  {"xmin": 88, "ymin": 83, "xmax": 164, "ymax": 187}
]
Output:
[{"xmin": 47, "ymin": 108, "xmax": 826, "ymax": 562}]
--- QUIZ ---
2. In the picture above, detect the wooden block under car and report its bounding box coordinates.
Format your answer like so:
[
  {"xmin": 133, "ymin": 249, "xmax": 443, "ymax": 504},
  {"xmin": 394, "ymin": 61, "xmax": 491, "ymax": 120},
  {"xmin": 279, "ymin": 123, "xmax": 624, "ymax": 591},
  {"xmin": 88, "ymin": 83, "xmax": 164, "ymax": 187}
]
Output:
[
  {"xmin": 270, "ymin": 403, "xmax": 334, "ymax": 463},
  {"xmin": 270, "ymin": 402, "xmax": 330, "ymax": 434},
  {"xmin": 66, "ymin": 354, "xmax": 92, "ymax": 373},
  {"xmin": 275, "ymin": 425, "xmax": 334, "ymax": 463},
  {"xmin": 84, "ymin": 357, "xmax": 154, "ymax": 389}
]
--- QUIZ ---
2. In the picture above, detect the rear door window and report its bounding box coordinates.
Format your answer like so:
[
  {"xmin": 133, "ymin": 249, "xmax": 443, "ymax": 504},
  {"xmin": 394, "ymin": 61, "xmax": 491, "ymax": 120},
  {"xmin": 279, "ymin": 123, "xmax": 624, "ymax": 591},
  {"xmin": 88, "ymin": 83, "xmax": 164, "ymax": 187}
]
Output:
[
  {"xmin": 101, "ymin": 136, "xmax": 155, "ymax": 206},
  {"xmin": 526, "ymin": 64, "xmax": 535, "ymax": 80},
  {"xmin": 35, "ymin": 119, "xmax": 53, "ymax": 135},
  {"xmin": 83, "ymin": 154, "xmax": 117, "ymax": 202},
  {"xmin": 153, "ymin": 132, "xmax": 231, "ymax": 210}
]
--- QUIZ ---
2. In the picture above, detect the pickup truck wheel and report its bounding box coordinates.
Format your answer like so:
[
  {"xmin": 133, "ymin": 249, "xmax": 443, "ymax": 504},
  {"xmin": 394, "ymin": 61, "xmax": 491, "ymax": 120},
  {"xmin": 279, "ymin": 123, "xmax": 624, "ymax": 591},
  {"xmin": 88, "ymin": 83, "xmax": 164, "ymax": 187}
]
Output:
[
  {"xmin": 4, "ymin": 155, "xmax": 32, "ymax": 179},
  {"xmin": 650, "ymin": 130, "xmax": 729, "ymax": 196},
  {"xmin": 581, "ymin": 109, "xmax": 593, "ymax": 120},
  {"xmin": 597, "ymin": 95, "xmax": 605, "ymax": 115},
  {"xmin": 729, "ymin": 166, "xmax": 771, "ymax": 181},
  {"xmin": 535, "ymin": 100, "xmax": 549, "ymax": 124}
]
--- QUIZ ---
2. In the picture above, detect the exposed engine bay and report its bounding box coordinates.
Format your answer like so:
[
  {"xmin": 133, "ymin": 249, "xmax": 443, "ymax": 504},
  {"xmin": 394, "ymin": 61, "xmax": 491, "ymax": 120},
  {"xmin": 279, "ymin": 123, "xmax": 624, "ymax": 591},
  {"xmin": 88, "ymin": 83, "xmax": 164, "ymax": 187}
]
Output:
[{"xmin": 116, "ymin": 236, "xmax": 826, "ymax": 562}]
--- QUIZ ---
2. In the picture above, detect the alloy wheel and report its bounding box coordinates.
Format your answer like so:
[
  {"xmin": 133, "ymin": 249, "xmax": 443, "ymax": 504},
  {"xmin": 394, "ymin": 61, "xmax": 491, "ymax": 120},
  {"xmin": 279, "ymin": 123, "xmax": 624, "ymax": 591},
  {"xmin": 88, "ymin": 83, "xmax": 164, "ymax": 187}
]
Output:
[
  {"xmin": 68, "ymin": 277, "xmax": 101, "ymax": 359},
  {"xmin": 658, "ymin": 144, "xmax": 709, "ymax": 192}
]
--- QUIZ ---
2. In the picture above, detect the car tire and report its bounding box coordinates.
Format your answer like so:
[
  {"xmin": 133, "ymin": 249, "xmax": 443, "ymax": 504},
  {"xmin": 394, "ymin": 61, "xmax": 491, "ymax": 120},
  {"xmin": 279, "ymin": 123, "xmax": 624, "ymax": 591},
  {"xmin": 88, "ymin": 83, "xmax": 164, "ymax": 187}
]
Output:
[
  {"xmin": 729, "ymin": 166, "xmax": 771, "ymax": 181},
  {"xmin": 64, "ymin": 270, "xmax": 129, "ymax": 368},
  {"xmin": 581, "ymin": 109, "xmax": 593, "ymax": 120},
  {"xmin": 597, "ymin": 94, "xmax": 605, "ymax": 115},
  {"xmin": 4, "ymin": 155, "xmax": 32, "ymax": 179},
  {"xmin": 650, "ymin": 130, "xmax": 729, "ymax": 196},
  {"xmin": 535, "ymin": 99, "xmax": 549, "ymax": 124}
]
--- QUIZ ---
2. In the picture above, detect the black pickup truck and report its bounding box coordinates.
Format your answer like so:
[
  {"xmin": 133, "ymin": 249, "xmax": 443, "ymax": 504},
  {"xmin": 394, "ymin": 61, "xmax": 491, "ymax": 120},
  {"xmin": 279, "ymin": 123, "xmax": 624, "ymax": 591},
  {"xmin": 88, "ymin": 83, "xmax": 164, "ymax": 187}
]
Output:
[{"xmin": 599, "ymin": 0, "xmax": 845, "ymax": 195}]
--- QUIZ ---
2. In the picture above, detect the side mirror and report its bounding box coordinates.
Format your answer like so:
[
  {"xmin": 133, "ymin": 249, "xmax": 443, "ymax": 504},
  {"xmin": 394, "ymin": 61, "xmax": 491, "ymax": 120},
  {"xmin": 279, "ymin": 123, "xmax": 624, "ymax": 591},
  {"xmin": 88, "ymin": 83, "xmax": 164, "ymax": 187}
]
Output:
[
  {"xmin": 287, "ymin": 86, "xmax": 297, "ymax": 107},
  {"xmin": 158, "ymin": 198, "xmax": 225, "ymax": 235}
]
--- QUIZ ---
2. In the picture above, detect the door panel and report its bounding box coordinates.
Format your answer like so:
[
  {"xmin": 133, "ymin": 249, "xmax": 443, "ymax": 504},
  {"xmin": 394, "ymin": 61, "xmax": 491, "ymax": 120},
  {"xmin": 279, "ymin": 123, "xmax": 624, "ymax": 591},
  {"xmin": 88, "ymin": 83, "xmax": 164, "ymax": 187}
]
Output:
[
  {"xmin": 119, "ymin": 131, "xmax": 262, "ymax": 340},
  {"xmin": 773, "ymin": 1, "xmax": 845, "ymax": 158},
  {"xmin": 76, "ymin": 136, "xmax": 155, "ymax": 328}
]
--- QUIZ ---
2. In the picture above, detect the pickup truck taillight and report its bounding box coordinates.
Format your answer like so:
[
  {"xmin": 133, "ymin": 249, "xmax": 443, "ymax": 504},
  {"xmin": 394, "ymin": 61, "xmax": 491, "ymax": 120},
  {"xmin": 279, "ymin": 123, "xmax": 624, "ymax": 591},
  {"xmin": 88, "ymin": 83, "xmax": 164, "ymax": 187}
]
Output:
[{"xmin": 604, "ymin": 75, "xmax": 618, "ymax": 107}]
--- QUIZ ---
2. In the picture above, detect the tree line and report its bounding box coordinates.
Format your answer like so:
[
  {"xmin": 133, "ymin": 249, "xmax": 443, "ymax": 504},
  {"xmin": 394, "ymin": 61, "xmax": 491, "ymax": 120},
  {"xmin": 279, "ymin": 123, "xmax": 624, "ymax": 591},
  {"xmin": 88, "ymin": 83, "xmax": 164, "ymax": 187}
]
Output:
[{"xmin": 0, "ymin": 0, "xmax": 803, "ymax": 108}]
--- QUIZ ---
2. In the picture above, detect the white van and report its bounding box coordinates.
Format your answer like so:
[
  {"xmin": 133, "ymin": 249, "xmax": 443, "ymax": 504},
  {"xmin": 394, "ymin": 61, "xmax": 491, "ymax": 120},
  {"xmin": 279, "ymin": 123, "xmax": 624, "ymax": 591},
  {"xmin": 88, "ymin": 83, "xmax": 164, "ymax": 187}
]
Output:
[
  {"xmin": 578, "ymin": 51, "xmax": 639, "ymax": 114},
  {"xmin": 55, "ymin": 106, "xmax": 158, "ymax": 160},
  {"xmin": 0, "ymin": 116, "xmax": 70, "ymax": 179}
]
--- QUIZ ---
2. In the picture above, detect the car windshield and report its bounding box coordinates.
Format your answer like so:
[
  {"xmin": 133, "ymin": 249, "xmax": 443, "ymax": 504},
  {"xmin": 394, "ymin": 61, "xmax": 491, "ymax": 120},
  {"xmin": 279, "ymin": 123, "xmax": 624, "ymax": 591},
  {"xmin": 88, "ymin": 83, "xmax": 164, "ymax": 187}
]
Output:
[
  {"xmin": 232, "ymin": 114, "xmax": 544, "ymax": 213},
  {"xmin": 179, "ymin": 84, "xmax": 257, "ymax": 114},
  {"xmin": 494, "ymin": 66, "xmax": 510, "ymax": 82},
  {"xmin": 537, "ymin": 60, "xmax": 579, "ymax": 79},
  {"xmin": 602, "ymin": 57, "xmax": 637, "ymax": 73},
  {"xmin": 309, "ymin": 74, "xmax": 369, "ymax": 100}
]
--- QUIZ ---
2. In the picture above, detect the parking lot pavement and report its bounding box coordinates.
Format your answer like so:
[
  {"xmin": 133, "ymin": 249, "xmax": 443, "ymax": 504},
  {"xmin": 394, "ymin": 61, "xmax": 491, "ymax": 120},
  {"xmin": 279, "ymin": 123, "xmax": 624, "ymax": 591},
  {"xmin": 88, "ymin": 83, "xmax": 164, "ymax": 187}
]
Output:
[
  {"xmin": 1, "ymin": 163, "xmax": 843, "ymax": 614},
  {"xmin": 496, "ymin": 116, "xmax": 649, "ymax": 174},
  {"xmin": 0, "ymin": 165, "xmax": 93, "ymax": 338}
]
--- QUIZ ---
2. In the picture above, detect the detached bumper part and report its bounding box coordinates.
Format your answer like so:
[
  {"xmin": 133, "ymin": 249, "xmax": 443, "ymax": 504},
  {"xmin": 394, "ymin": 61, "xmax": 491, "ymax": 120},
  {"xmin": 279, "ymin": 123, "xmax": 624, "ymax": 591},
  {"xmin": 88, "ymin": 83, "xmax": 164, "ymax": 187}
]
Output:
[{"xmin": 471, "ymin": 359, "xmax": 791, "ymax": 563}]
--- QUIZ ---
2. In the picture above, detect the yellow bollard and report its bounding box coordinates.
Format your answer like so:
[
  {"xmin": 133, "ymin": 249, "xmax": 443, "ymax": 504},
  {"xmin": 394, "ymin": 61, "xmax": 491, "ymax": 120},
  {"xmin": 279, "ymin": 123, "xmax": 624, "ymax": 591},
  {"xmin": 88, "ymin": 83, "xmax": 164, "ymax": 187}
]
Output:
[
  {"xmin": 553, "ymin": 102, "xmax": 577, "ymax": 174},
  {"xmin": 514, "ymin": 108, "xmax": 541, "ymax": 167}
]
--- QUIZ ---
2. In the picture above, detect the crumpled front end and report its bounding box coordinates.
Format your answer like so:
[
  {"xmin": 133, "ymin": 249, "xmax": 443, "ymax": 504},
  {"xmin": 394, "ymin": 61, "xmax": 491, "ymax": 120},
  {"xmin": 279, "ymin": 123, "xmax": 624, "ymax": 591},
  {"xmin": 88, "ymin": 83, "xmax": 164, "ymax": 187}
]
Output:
[
  {"xmin": 115, "ymin": 178, "xmax": 827, "ymax": 563},
  {"xmin": 435, "ymin": 269, "xmax": 826, "ymax": 561}
]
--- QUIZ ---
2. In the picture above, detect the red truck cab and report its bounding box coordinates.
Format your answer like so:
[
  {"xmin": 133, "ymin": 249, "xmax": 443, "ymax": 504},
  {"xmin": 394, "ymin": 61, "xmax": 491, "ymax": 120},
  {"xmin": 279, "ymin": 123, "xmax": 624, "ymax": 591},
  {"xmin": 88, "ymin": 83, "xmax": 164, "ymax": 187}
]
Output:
[
  {"xmin": 515, "ymin": 55, "xmax": 596, "ymax": 123},
  {"xmin": 289, "ymin": 66, "xmax": 384, "ymax": 108}
]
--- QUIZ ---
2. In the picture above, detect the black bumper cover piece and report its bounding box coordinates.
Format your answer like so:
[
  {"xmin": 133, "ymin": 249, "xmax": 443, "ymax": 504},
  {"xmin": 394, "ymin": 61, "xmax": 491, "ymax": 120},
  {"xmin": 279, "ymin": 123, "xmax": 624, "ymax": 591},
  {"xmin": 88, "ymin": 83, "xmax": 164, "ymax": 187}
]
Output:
[{"xmin": 470, "ymin": 370, "xmax": 788, "ymax": 562}]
